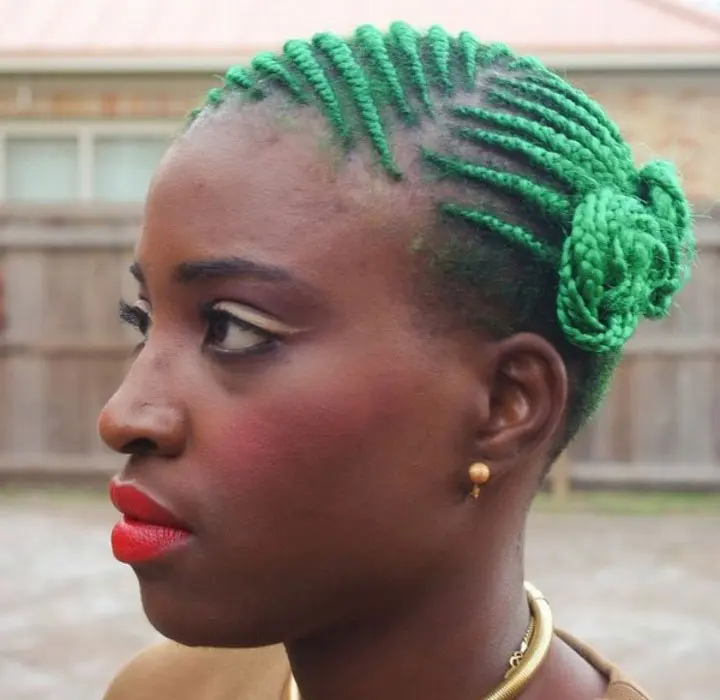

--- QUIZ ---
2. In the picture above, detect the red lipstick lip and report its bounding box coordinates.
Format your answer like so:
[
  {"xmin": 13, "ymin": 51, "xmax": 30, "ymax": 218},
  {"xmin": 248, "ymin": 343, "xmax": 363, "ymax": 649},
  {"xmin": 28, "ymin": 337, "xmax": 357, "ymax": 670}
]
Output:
[{"xmin": 109, "ymin": 479, "xmax": 191, "ymax": 532}]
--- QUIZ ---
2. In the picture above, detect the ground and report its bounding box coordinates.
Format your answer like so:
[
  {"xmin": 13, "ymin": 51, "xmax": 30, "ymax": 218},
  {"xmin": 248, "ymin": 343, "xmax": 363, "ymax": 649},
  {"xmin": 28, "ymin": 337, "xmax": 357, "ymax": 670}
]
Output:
[{"xmin": 1, "ymin": 488, "xmax": 719, "ymax": 700}]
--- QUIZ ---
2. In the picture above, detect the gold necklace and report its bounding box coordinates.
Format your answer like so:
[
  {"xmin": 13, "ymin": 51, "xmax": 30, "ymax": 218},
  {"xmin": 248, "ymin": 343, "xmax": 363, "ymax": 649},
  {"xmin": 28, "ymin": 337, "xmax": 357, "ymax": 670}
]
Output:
[
  {"xmin": 484, "ymin": 582, "xmax": 553, "ymax": 700},
  {"xmin": 287, "ymin": 581, "xmax": 553, "ymax": 700},
  {"xmin": 505, "ymin": 614, "xmax": 535, "ymax": 679}
]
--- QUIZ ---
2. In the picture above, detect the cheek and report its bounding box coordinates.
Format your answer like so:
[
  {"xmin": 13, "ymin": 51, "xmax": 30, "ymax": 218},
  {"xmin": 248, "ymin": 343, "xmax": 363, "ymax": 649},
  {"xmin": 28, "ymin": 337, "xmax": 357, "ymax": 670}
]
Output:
[
  {"xmin": 196, "ymin": 371, "xmax": 396, "ymax": 496},
  {"xmin": 189, "ymin": 349, "xmax": 455, "ymax": 522}
]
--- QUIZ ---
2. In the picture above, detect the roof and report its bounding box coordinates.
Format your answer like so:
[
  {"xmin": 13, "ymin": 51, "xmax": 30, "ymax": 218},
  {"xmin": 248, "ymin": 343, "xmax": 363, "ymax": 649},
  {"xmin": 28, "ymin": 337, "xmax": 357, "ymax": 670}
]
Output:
[
  {"xmin": 0, "ymin": 0, "xmax": 719, "ymax": 72},
  {"xmin": 680, "ymin": 0, "xmax": 720, "ymax": 12}
]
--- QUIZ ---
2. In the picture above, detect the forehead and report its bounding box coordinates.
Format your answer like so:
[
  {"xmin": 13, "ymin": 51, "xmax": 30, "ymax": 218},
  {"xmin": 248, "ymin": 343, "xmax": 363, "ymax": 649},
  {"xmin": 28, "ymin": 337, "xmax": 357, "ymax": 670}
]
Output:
[{"xmin": 138, "ymin": 108, "xmax": 433, "ymax": 288}]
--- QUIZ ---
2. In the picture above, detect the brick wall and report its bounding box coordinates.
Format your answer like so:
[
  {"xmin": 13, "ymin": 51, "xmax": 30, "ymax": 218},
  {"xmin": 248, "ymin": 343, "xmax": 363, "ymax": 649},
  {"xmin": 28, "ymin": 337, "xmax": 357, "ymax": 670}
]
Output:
[
  {"xmin": 0, "ymin": 92, "xmax": 192, "ymax": 119},
  {"xmin": 572, "ymin": 70, "xmax": 720, "ymax": 204},
  {"xmin": 0, "ymin": 68, "xmax": 717, "ymax": 202},
  {"xmin": 0, "ymin": 74, "xmax": 206, "ymax": 120}
]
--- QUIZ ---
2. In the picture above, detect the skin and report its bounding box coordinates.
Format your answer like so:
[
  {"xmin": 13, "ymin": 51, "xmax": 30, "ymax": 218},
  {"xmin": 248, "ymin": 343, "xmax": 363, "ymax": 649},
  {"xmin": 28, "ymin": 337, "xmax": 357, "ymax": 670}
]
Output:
[{"xmin": 98, "ymin": 106, "xmax": 607, "ymax": 700}]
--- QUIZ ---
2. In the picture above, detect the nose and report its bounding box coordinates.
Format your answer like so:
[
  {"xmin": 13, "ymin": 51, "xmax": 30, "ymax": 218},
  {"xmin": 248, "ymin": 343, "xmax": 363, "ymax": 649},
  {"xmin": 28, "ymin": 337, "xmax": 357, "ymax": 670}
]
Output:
[{"xmin": 97, "ymin": 351, "xmax": 187, "ymax": 458}]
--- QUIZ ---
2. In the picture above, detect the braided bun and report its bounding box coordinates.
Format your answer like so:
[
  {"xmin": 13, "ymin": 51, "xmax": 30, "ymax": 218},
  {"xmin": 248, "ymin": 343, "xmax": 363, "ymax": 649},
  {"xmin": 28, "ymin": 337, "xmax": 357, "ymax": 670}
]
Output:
[{"xmin": 556, "ymin": 160, "xmax": 694, "ymax": 353}]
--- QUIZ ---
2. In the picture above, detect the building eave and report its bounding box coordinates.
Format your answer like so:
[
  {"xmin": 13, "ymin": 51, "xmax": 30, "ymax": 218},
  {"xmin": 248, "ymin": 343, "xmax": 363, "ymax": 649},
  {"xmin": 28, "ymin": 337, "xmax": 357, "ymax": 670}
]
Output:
[{"xmin": 0, "ymin": 50, "xmax": 719, "ymax": 74}]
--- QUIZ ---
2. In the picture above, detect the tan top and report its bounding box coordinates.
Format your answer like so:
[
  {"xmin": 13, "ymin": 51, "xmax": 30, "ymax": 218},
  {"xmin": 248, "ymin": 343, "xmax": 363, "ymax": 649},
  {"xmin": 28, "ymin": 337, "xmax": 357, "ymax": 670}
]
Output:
[{"xmin": 103, "ymin": 630, "xmax": 650, "ymax": 700}]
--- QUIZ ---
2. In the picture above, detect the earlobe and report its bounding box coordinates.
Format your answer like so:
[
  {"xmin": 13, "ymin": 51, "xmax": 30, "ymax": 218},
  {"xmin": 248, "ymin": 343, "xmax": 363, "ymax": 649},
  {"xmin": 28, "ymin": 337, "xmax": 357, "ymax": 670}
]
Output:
[{"xmin": 472, "ymin": 333, "xmax": 568, "ymax": 470}]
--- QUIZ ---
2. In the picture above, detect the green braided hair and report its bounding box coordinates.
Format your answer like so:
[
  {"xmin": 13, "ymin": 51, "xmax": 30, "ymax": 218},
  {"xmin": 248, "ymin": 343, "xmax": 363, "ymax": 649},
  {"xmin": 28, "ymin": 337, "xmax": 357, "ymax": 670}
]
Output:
[{"xmin": 187, "ymin": 22, "xmax": 695, "ymax": 445}]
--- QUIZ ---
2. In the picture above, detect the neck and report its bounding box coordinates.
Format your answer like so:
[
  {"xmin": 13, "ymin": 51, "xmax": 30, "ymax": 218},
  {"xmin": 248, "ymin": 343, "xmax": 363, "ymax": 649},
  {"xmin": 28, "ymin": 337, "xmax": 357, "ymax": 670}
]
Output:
[{"xmin": 285, "ymin": 532, "xmax": 530, "ymax": 700}]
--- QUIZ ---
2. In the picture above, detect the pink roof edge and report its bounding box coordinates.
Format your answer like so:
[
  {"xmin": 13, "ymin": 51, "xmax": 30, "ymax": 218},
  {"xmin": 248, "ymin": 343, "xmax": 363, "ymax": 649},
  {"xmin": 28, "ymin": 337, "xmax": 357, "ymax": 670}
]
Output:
[{"xmin": 0, "ymin": 0, "xmax": 718, "ymax": 58}]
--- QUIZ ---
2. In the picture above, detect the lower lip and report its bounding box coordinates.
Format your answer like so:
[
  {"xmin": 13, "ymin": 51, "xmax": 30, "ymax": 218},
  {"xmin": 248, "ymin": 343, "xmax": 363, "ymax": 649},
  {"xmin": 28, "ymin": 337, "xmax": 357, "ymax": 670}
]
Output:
[{"xmin": 111, "ymin": 517, "xmax": 192, "ymax": 564}]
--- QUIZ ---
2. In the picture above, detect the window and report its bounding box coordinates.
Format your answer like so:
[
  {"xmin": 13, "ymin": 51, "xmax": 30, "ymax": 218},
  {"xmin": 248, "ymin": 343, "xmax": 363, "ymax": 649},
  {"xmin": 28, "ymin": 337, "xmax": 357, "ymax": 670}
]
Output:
[
  {"xmin": 0, "ymin": 124, "xmax": 175, "ymax": 204},
  {"xmin": 6, "ymin": 137, "xmax": 80, "ymax": 202},
  {"xmin": 94, "ymin": 136, "xmax": 171, "ymax": 202}
]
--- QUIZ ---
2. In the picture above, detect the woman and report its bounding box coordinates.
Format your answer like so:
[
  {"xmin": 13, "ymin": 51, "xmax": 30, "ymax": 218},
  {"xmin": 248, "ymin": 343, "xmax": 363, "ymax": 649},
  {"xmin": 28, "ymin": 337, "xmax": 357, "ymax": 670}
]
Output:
[{"xmin": 99, "ymin": 22, "xmax": 693, "ymax": 700}]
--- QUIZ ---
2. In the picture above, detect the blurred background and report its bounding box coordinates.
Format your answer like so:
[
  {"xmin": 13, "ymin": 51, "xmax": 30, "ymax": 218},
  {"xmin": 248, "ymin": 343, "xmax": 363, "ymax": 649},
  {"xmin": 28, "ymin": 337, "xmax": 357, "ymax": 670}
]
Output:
[{"xmin": 0, "ymin": 1, "xmax": 719, "ymax": 699}]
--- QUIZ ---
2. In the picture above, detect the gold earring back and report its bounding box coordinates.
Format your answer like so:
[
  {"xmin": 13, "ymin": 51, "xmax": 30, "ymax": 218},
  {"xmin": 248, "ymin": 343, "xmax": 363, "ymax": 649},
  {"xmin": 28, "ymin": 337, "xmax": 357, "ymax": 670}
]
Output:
[{"xmin": 469, "ymin": 462, "xmax": 491, "ymax": 498}]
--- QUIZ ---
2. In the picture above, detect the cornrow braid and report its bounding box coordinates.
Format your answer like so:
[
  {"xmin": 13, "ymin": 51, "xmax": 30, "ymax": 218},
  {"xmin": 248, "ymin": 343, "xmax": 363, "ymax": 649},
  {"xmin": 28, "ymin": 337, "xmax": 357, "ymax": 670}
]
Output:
[
  {"xmin": 283, "ymin": 39, "xmax": 349, "ymax": 143},
  {"xmin": 224, "ymin": 66, "xmax": 258, "ymax": 92},
  {"xmin": 354, "ymin": 25, "xmax": 415, "ymax": 125},
  {"xmin": 387, "ymin": 22, "xmax": 433, "ymax": 114},
  {"xmin": 250, "ymin": 52, "xmax": 309, "ymax": 103},
  {"xmin": 188, "ymin": 23, "xmax": 694, "ymax": 444},
  {"xmin": 423, "ymin": 150, "xmax": 575, "ymax": 222},
  {"xmin": 312, "ymin": 32, "xmax": 402, "ymax": 178},
  {"xmin": 457, "ymin": 31, "xmax": 481, "ymax": 88},
  {"xmin": 451, "ymin": 106, "xmax": 615, "ymax": 184},
  {"xmin": 426, "ymin": 26, "xmax": 453, "ymax": 95}
]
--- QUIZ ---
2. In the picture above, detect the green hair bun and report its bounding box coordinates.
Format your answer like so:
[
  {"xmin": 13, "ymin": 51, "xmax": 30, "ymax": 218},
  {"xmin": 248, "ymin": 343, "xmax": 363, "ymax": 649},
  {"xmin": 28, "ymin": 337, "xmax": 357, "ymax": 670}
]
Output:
[{"xmin": 556, "ymin": 160, "xmax": 694, "ymax": 353}]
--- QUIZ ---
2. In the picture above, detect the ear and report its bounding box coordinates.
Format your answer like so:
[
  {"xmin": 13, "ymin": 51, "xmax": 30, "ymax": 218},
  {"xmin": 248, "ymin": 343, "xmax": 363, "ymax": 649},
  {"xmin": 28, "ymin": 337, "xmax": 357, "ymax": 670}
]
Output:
[{"xmin": 473, "ymin": 333, "xmax": 568, "ymax": 473}]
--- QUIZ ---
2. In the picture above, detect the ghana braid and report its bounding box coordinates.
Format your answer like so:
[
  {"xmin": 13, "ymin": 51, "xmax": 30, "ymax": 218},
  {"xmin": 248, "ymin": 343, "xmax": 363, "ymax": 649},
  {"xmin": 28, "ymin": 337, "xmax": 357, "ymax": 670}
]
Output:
[{"xmin": 188, "ymin": 22, "xmax": 694, "ymax": 443}]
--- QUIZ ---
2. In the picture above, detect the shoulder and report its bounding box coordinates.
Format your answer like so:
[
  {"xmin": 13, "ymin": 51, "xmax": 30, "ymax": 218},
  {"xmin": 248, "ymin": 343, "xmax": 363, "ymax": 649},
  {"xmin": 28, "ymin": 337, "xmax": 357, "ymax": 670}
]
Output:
[
  {"xmin": 556, "ymin": 629, "xmax": 653, "ymax": 700},
  {"xmin": 603, "ymin": 680, "xmax": 653, "ymax": 700},
  {"xmin": 103, "ymin": 640, "xmax": 290, "ymax": 700}
]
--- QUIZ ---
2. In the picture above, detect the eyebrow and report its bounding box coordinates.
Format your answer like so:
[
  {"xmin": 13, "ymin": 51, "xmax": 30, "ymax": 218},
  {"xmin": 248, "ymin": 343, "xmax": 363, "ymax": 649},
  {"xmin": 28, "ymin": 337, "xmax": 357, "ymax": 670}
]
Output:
[
  {"xmin": 129, "ymin": 261, "xmax": 144, "ymax": 284},
  {"xmin": 129, "ymin": 256, "xmax": 302, "ymax": 287}
]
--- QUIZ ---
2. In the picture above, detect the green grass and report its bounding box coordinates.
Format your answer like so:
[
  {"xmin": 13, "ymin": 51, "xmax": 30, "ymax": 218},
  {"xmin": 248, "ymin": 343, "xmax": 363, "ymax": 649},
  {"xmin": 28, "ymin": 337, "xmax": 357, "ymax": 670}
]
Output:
[
  {"xmin": 2, "ymin": 484, "xmax": 720, "ymax": 516},
  {"xmin": 0, "ymin": 483, "xmax": 107, "ymax": 504},
  {"xmin": 533, "ymin": 490, "xmax": 720, "ymax": 515}
]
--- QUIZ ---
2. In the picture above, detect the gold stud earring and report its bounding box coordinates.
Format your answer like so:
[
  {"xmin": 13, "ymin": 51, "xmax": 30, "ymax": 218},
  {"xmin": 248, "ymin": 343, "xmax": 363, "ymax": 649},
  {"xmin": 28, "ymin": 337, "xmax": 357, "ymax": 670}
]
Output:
[{"xmin": 469, "ymin": 462, "xmax": 491, "ymax": 499}]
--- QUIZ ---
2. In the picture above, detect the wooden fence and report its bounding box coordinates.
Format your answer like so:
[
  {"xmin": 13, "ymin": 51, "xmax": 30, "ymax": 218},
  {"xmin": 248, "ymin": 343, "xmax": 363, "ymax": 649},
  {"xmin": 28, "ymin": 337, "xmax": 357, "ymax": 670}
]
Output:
[
  {"xmin": 1, "ymin": 206, "xmax": 719, "ymax": 488},
  {"xmin": 0, "ymin": 208, "xmax": 139, "ymax": 478}
]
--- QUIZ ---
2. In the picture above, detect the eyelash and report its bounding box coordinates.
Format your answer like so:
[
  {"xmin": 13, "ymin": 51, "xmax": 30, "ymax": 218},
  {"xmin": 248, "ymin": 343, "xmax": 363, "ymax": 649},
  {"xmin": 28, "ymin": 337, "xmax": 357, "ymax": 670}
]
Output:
[
  {"xmin": 118, "ymin": 300, "xmax": 279, "ymax": 357},
  {"xmin": 119, "ymin": 300, "xmax": 149, "ymax": 335}
]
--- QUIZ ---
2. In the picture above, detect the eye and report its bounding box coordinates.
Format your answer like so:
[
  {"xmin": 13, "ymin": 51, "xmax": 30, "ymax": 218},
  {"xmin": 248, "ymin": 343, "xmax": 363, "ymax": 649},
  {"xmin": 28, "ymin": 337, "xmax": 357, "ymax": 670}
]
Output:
[
  {"xmin": 203, "ymin": 301, "xmax": 279, "ymax": 355},
  {"xmin": 119, "ymin": 299, "xmax": 151, "ymax": 339}
]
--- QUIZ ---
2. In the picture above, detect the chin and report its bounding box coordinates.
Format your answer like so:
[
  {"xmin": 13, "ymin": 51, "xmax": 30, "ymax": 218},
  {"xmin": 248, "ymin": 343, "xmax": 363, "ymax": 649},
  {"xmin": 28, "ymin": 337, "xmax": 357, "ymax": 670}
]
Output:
[{"xmin": 136, "ymin": 576, "xmax": 291, "ymax": 649}]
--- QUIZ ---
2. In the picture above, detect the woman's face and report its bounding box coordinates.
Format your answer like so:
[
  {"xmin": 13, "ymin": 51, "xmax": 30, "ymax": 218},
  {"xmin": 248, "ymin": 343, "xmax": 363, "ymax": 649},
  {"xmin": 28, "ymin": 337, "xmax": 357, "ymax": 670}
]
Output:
[{"xmin": 98, "ymin": 110, "xmax": 488, "ymax": 647}]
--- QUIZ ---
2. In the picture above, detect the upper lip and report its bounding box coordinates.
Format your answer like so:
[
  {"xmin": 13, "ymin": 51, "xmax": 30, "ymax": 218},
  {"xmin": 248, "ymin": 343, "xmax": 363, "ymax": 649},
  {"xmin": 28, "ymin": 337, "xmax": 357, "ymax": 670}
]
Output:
[{"xmin": 109, "ymin": 479, "xmax": 192, "ymax": 531}]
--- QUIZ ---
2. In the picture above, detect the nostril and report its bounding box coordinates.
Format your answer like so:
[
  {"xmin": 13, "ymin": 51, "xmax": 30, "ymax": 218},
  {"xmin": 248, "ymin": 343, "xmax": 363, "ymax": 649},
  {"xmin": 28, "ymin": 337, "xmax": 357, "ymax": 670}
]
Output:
[{"xmin": 120, "ymin": 437, "xmax": 158, "ymax": 455}]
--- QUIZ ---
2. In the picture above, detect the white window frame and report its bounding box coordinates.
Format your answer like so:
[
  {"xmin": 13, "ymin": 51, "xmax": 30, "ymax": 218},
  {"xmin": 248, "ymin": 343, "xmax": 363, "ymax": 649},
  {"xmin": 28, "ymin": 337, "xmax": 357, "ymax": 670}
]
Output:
[{"xmin": 0, "ymin": 121, "xmax": 179, "ymax": 203}]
